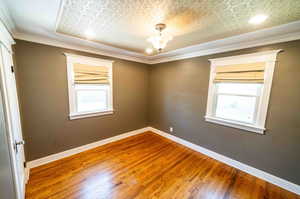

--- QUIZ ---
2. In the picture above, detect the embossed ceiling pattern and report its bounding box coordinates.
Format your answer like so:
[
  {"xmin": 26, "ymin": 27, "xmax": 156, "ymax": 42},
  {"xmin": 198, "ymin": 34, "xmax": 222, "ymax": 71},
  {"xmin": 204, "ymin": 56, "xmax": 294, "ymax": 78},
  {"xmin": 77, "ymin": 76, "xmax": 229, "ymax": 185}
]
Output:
[{"xmin": 57, "ymin": 0, "xmax": 300, "ymax": 53}]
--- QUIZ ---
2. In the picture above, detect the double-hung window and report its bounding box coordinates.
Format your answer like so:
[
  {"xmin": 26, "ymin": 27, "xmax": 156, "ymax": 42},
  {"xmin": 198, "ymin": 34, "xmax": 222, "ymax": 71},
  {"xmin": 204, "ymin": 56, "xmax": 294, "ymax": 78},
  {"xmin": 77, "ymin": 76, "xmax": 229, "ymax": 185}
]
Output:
[
  {"xmin": 205, "ymin": 50, "xmax": 281, "ymax": 134},
  {"xmin": 65, "ymin": 53, "xmax": 113, "ymax": 120},
  {"xmin": 213, "ymin": 83, "xmax": 262, "ymax": 124}
]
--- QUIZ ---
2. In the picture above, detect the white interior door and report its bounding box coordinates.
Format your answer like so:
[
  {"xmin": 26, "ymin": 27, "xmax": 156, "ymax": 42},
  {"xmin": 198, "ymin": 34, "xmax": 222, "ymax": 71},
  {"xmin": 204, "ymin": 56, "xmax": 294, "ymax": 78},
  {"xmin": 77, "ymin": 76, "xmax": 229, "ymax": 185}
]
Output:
[{"xmin": 0, "ymin": 44, "xmax": 25, "ymax": 199}]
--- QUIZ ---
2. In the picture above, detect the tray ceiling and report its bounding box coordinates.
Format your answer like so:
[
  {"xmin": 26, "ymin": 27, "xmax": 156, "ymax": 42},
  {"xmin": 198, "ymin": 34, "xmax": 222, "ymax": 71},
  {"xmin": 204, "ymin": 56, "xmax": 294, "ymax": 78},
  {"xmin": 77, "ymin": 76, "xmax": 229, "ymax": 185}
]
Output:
[
  {"xmin": 2, "ymin": 0, "xmax": 300, "ymax": 62},
  {"xmin": 56, "ymin": 0, "xmax": 300, "ymax": 53}
]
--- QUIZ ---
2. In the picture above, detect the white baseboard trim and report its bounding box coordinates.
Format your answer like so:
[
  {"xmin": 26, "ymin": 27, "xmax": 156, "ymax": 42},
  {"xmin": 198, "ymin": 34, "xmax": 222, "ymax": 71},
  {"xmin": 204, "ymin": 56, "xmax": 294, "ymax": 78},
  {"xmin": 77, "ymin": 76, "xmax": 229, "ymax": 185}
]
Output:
[
  {"xmin": 148, "ymin": 127, "xmax": 300, "ymax": 195},
  {"xmin": 25, "ymin": 126, "xmax": 299, "ymax": 195},
  {"xmin": 24, "ymin": 167, "xmax": 29, "ymax": 184},
  {"xmin": 26, "ymin": 127, "xmax": 149, "ymax": 169}
]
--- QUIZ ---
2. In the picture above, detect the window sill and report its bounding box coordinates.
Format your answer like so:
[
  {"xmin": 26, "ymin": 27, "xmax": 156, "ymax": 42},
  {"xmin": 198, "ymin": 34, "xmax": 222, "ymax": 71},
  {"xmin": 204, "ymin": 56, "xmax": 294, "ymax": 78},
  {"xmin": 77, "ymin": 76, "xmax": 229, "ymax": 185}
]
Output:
[
  {"xmin": 69, "ymin": 110, "xmax": 114, "ymax": 120},
  {"xmin": 204, "ymin": 116, "xmax": 265, "ymax": 134}
]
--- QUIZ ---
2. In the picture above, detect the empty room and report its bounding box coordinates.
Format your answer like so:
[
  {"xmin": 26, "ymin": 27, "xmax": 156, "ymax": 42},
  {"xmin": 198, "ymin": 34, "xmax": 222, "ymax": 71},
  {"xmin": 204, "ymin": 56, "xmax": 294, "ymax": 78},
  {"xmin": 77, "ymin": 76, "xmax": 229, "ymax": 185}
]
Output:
[{"xmin": 0, "ymin": 0, "xmax": 299, "ymax": 198}]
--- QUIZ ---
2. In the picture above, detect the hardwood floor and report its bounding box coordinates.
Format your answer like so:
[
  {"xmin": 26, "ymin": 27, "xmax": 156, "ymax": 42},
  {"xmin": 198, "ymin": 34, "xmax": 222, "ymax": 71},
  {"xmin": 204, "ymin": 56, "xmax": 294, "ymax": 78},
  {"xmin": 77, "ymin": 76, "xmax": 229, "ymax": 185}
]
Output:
[{"xmin": 26, "ymin": 132, "xmax": 299, "ymax": 199}]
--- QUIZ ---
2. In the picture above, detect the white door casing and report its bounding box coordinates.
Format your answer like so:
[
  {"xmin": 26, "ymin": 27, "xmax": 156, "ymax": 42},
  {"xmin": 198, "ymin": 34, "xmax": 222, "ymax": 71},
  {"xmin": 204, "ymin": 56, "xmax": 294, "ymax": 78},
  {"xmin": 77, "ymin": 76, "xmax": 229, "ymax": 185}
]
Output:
[{"xmin": 0, "ymin": 44, "xmax": 26, "ymax": 199}]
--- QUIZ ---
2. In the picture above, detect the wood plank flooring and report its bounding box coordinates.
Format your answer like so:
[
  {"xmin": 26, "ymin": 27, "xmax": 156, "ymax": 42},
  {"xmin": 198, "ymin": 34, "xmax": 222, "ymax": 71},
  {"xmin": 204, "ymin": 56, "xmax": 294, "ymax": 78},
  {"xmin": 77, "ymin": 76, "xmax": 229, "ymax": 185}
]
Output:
[{"xmin": 26, "ymin": 132, "xmax": 299, "ymax": 199}]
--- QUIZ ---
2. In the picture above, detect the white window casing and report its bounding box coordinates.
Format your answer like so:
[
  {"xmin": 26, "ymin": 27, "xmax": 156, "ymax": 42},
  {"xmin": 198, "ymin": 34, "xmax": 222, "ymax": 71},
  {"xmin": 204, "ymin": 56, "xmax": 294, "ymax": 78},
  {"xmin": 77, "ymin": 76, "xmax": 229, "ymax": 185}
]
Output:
[
  {"xmin": 205, "ymin": 50, "xmax": 282, "ymax": 134},
  {"xmin": 64, "ymin": 53, "xmax": 114, "ymax": 120}
]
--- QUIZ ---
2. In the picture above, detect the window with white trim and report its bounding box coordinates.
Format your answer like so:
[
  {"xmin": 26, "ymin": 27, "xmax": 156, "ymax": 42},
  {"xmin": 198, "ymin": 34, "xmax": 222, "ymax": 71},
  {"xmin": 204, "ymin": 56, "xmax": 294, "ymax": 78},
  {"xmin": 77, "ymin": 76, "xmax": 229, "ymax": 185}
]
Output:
[
  {"xmin": 64, "ymin": 53, "xmax": 113, "ymax": 120},
  {"xmin": 205, "ymin": 50, "xmax": 281, "ymax": 134}
]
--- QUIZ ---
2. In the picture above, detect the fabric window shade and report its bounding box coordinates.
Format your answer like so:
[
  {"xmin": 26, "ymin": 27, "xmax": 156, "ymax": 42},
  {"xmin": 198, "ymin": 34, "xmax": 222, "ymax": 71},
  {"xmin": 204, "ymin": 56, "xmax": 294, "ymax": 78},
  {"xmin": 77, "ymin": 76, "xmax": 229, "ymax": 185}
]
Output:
[
  {"xmin": 214, "ymin": 62, "xmax": 265, "ymax": 83},
  {"xmin": 73, "ymin": 63, "xmax": 109, "ymax": 84}
]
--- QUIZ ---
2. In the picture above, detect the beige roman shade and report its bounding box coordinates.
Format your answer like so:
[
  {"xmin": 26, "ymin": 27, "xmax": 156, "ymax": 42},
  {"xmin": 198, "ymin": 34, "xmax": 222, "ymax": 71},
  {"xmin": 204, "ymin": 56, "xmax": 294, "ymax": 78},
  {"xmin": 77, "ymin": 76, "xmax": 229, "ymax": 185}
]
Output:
[
  {"xmin": 73, "ymin": 63, "xmax": 109, "ymax": 84},
  {"xmin": 214, "ymin": 62, "xmax": 265, "ymax": 83}
]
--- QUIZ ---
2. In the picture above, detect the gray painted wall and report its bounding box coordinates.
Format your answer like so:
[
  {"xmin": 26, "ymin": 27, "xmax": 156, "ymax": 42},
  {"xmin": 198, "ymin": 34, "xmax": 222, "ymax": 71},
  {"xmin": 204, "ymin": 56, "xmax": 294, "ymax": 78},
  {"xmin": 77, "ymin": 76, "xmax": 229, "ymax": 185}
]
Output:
[
  {"xmin": 149, "ymin": 40, "xmax": 300, "ymax": 185},
  {"xmin": 14, "ymin": 39, "xmax": 300, "ymax": 185},
  {"xmin": 0, "ymin": 83, "xmax": 16, "ymax": 199},
  {"xmin": 14, "ymin": 40, "xmax": 149, "ymax": 161}
]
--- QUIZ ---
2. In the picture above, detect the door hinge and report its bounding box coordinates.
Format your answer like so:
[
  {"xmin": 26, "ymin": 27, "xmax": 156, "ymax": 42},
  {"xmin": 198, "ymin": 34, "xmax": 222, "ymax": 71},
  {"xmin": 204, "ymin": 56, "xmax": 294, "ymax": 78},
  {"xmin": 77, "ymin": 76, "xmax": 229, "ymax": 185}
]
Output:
[
  {"xmin": 24, "ymin": 162, "xmax": 26, "ymax": 168},
  {"xmin": 11, "ymin": 65, "xmax": 14, "ymax": 73}
]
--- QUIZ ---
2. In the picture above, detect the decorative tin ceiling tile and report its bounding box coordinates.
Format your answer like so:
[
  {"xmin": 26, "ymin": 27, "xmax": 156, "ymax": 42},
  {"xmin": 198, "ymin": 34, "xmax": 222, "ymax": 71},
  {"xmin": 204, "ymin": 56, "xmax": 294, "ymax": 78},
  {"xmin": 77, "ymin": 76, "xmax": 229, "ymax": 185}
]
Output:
[{"xmin": 56, "ymin": 0, "xmax": 300, "ymax": 53}]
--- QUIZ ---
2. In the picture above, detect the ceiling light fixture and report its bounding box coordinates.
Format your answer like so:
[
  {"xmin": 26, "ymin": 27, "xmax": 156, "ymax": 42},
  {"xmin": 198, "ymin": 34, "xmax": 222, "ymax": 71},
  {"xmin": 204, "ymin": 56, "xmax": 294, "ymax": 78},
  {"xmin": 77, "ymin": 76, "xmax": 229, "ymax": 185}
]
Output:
[
  {"xmin": 84, "ymin": 29, "xmax": 94, "ymax": 39},
  {"xmin": 145, "ymin": 48, "xmax": 153, "ymax": 54},
  {"xmin": 249, "ymin": 14, "xmax": 268, "ymax": 25},
  {"xmin": 147, "ymin": 23, "xmax": 172, "ymax": 53}
]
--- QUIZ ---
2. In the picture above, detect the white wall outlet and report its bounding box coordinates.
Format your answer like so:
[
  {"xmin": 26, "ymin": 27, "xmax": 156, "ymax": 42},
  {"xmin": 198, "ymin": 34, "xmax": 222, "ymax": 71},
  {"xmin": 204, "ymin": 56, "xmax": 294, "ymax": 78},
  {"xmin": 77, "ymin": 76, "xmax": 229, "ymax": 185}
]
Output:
[{"xmin": 169, "ymin": 127, "xmax": 173, "ymax": 132}]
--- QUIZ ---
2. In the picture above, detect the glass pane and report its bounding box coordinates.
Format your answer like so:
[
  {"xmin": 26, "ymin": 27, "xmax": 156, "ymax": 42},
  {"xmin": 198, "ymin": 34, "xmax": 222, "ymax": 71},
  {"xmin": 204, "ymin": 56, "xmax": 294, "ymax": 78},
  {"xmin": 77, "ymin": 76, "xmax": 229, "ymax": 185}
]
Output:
[
  {"xmin": 215, "ymin": 94, "xmax": 257, "ymax": 123},
  {"xmin": 76, "ymin": 90, "xmax": 108, "ymax": 112},
  {"xmin": 217, "ymin": 83, "xmax": 262, "ymax": 96}
]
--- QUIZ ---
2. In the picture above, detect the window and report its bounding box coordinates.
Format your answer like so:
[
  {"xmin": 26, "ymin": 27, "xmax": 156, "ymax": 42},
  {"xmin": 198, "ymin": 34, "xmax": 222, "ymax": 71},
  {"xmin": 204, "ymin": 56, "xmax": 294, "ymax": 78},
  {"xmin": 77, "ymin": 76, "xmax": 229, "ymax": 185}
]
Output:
[
  {"xmin": 205, "ymin": 50, "xmax": 281, "ymax": 134},
  {"xmin": 214, "ymin": 83, "xmax": 262, "ymax": 124},
  {"xmin": 64, "ymin": 53, "xmax": 113, "ymax": 120}
]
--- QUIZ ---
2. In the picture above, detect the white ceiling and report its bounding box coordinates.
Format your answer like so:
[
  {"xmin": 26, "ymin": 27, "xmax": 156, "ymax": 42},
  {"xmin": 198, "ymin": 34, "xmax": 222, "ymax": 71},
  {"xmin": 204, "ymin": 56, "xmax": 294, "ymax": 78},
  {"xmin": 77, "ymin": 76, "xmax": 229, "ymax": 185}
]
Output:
[
  {"xmin": 1, "ymin": 0, "xmax": 300, "ymax": 64},
  {"xmin": 2, "ymin": 0, "xmax": 61, "ymax": 38},
  {"xmin": 57, "ymin": 0, "xmax": 300, "ymax": 53}
]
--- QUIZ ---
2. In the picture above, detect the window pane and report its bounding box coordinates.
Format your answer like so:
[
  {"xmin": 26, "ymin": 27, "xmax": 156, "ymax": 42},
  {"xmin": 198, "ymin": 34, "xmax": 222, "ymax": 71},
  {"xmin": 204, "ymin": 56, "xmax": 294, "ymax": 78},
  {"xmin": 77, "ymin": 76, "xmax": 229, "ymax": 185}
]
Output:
[
  {"xmin": 76, "ymin": 90, "xmax": 108, "ymax": 112},
  {"xmin": 215, "ymin": 94, "xmax": 257, "ymax": 123},
  {"xmin": 75, "ymin": 84, "xmax": 108, "ymax": 90},
  {"xmin": 217, "ymin": 83, "xmax": 262, "ymax": 96}
]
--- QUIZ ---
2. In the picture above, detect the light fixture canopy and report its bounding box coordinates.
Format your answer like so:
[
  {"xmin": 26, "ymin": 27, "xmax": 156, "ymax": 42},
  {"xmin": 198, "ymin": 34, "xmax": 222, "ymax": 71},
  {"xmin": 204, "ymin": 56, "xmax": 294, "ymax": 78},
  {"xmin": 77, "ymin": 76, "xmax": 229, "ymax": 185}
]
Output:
[{"xmin": 147, "ymin": 23, "xmax": 172, "ymax": 53}]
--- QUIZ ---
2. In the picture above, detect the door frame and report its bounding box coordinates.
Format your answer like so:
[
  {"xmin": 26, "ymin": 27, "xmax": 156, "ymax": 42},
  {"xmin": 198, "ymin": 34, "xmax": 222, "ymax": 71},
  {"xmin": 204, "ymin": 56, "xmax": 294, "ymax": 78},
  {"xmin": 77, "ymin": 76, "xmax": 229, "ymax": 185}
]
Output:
[{"xmin": 0, "ymin": 20, "xmax": 25, "ymax": 199}]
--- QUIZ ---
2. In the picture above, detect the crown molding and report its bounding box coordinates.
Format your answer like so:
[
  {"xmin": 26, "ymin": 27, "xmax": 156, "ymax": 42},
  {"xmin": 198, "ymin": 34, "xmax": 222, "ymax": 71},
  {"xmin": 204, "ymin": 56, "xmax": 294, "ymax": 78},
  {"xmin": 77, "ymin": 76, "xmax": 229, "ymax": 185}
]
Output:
[
  {"xmin": 147, "ymin": 20, "xmax": 300, "ymax": 64},
  {"xmin": 12, "ymin": 20, "xmax": 300, "ymax": 65},
  {"xmin": 0, "ymin": 0, "xmax": 16, "ymax": 33},
  {"xmin": 13, "ymin": 32, "xmax": 151, "ymax": 64}
]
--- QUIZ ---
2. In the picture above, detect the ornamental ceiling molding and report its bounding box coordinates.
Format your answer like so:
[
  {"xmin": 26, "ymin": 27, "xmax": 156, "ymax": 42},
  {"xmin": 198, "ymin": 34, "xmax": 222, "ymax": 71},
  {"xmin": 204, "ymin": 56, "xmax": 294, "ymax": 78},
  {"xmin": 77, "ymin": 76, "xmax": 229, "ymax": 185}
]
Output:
[
  {"xmin": 0, "ymin": 1, "xmax": 15, "ymax": 34},
  {"xmin": 13, "ymin": 31, "xmax": 149, "ymax": 63},
  {"xmin": 55, "ymin": 0, "xmax": 300, "ymax": 53},
  {"xmin": 147, "ymin": 20, "xmax": 300, "ymax": 64},
  {"xmin": 3, "ymin": 0, "xmax": 300, "ymax": 64},
  {"xmin": 12, "ymin": 20, "xmax": 300, "ymax": 64},
  {"xmin": 3, "ymin": 0, "xmax": 300, "ymax": 65}
]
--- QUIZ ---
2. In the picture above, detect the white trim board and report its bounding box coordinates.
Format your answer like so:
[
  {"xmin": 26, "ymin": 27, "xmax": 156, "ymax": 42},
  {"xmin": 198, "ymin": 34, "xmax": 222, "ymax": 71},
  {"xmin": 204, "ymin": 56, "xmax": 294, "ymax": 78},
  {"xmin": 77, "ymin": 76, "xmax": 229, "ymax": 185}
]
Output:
[
  {"xmin": 13, "ymin": 32, "xmax": 150, "ymax": 64},
  {"xmin": 26, "ymin": 127, "xmax": 149, "ymax": 169},
  {"xmin": 24, "ymin": 167, "xmax": 29, "ymax": 184},
  {"xmin": 64, "ymin": 53, "xmax": 114, "ymax": 120},
  {"xmin": 149, "ymin": 127, "xmax": 300, "ymax": 195},
  {"xmin": 12, "ymin": 20, "xmax": 300, "ymax": 65},
  {"xmin": 205, "ymin": 50, "xmax": 281, "ymax": 134},
  {"xmin": 0, "ymin": 20, "xmax": 15, "ymax": 53}
]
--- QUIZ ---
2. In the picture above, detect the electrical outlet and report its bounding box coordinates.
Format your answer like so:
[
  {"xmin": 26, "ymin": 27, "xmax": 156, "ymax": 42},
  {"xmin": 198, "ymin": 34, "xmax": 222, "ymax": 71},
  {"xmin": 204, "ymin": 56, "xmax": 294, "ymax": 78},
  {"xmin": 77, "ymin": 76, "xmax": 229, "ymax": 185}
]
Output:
[{"xmin": 169, "ymin": 127, "xmax": 173, "ymax": 132}]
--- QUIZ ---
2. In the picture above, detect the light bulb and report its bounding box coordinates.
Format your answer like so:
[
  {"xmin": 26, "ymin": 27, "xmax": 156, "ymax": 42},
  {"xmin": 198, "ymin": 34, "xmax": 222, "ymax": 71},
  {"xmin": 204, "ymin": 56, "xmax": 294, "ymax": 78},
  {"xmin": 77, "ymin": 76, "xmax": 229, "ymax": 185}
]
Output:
[
  {"xmin": 85, "ymin": 29, "xmax": 94, "ymax": 39},
  {"xmin": 145, "ymin": 48, "xmax": 153, "ymax": 54},
  {"xmin": 249, "ymin": 15, "xmax": 268, "ymax": 25}
]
